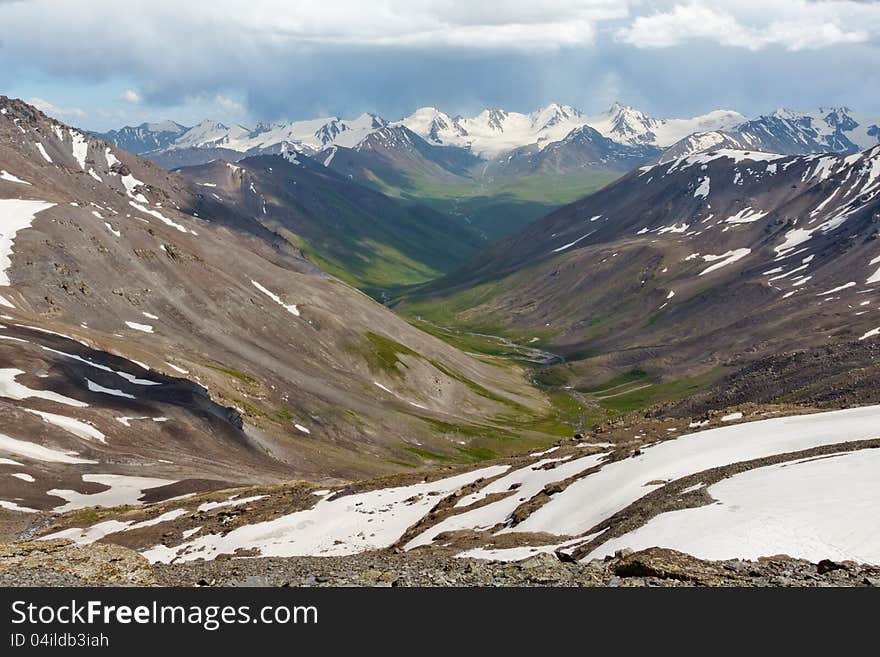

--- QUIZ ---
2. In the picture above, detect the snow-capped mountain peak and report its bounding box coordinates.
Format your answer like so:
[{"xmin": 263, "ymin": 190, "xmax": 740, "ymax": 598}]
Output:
[
  {"xmin": 174, "ymin": 119, "xmax": 250, "ymax": 150},
  {"xmin": 315, "ymin": 113, "xmax": 389, "ymax": 148},
  {"xmin": 530, "ymin": 103, "xmax": 582, "ymax": 130},
  {"xmin": 735, "ymin": 106, "xmax": 880, "ymax": 155},
  {"xmin": 251, "ymin": 121, "xmax": 283, "ymax": 134},
  {"xmin": 585, "ymin": 103, "xmax": 746, "ymax": 149},
  {"xmin": 397, "ymin": 107, "xmax": 469, "ymax": 146},
  {"xmin": 94, "ymin": 120, "xmax": 188, "ymax": 154},
  {"xmin": 769, "ymin": 107, "xmax": 797, "ymax": 119},
  {"xmin": 358, "ymin": 112, "xmax": 388, "ymax": 129},
  {"xmin": 143, "ymin": 119, "xmax": 186, "ymax": 134},
  {"xmin": 100, "ymin": 103, "xmax": 879, "ymax": 169},
  {"xmin": 592, "ymin": 103, "xmax": 659, "ymax": 145},
  {"xmin": 480, "ymin": 108, "xmax": 509, "ymax": 132}
]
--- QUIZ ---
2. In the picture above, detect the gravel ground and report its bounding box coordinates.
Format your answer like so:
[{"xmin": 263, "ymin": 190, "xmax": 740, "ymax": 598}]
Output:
[
  {"xmin": 0, "ymin": 567, "xmax": 101, "ymax": 587},
  {"xmin": 2, "ymin": 543, "xmax": 879, "ymax": 587},
  {"xmin": 147, "ymin": 548, "xmax": 880, "ymax": 588}
]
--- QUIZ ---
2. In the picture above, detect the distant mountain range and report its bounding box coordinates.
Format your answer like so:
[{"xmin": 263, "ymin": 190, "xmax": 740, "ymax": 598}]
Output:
[
  {"xmin": 98, "ymin": 119, "xmax": 187, "ymax": 154},
  {"xmin": 98, "ymin": 103, "xmax": 880, "ymax": 167}
]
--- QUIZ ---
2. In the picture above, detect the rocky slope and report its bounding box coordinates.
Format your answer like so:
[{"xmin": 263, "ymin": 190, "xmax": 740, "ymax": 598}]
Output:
[
  {"xmin": 405, "ymin": 146, "xmax": 880, "ymax": 387},
  {"xmin": 176, "ymin": 152, "xmax": 484, "ymax": 294},
  {"xmin": 4, "ymin": 544, "xmax": 879, "ymax": 587},
  {"xmin": 4, "ymin": 404, "xmax": 879, "ymax": 581},
  {"xmin": 320, "ymin": 124, "xmax": 482, "ymax": 191},
  {"xmin": 0, "ymin": 96, "xmax": 552, "ymax": 519},
  {"xmin": 481, "ymin": 124, "xmax": 662, "ymax": 178}
]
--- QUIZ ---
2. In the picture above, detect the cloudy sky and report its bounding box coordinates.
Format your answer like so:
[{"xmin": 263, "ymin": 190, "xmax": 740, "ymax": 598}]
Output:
[{"xmin": 2, "ymin": 0, "xmax": 879, "ymax": 130}]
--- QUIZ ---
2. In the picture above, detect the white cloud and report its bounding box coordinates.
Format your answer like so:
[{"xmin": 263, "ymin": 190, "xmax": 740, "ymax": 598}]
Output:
[
  {"xmin": 0, "ymin": 0, "xmax": 630, "ymax": 53},
  {"xmin": 214, "ymin": 95, "xmax": 245, "ymax": 114},
  {"xmin": 2, "ymin": 0, "xmax": 879, "ymax": 128},
  {"xmin": 28, "ymin": 97, "xmax": 86, "ymax": 119},
  {"xmin": 243, "ymin": 0, "xmax": 631, "ymax": 49},
  {"xmin": 617, "ymin": 1, "xmax": 876, "ymax": 51},
  {"xmin": 121, "ymin": 89, "xmax": 142, "ymax": 104}
]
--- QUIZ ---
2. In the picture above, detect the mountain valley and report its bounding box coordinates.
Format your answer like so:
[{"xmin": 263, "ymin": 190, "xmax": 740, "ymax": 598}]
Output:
[
  {"xmin": 3, "ymin": 93, "xmax": 880, "ymax": 586},
  {"xmin": 98, "ymin": 103, "xmax": 880, "ymax": 244},
  {"xmin": 0, "ymin": 97, "xmax": 561, "ymax": 520},
  {"xmin": 402, "ymin": 146, "xmax": 880, "ymax": 396}
]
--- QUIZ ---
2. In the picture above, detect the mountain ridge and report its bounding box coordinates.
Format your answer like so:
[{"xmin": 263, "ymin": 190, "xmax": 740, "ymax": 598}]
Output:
[
  {"xmin": 401, "ymin": 144, "xmax": 880, "ymax": 390},
  {"xmin": 100, "ymin": 102, "xmax": 880, "ymax": 167}
]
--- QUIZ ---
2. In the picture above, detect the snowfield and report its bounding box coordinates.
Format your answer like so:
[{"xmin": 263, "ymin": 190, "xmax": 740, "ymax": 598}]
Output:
[
  {"xmin": 6, "ymin": 381, "xmax": 879, "ymax": 564},
  {"xmin": 142, "ymin": 466, "xmax": 508, "ymax": 563},
  {"xmin": 508, "ymin": 405, "xmax": 880, "ymax": 540},
  {"xmin": 405, "ymin": 453, "xmax": 607, "ymax": 550},
  {"xmin": 588, "ymin": 449, "xmax": 880, "ymax": 563},
  {"xmin": 46, "ymin": 474, "xmax": 178, "ymax": 513}
]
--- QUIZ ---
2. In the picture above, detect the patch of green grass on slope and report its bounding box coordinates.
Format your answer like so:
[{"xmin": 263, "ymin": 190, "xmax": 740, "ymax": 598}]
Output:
[
  {"xmin": 591, "ymin": 369, "xmax": 726, "ymax": 415},
  {"xmin": 348, "ymin": 331, "xmax": 422, "ymax": 379}
]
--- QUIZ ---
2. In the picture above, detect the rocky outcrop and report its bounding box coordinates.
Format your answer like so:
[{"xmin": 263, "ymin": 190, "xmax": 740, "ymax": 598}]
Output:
[{"xmin": 0, "ymin": 540, "xmax": 157, "ymax": 586}]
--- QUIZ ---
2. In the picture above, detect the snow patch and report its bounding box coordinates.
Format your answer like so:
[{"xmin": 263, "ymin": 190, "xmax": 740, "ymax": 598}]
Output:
[
  {"xmin": 406, "ymin": 453, "xmax": 608, "ymax": 550},
  {"xmin": 551, "ymin": 230, "xmax": 595, "ymax": 253},
  {"xmin": 817, "ymin": 282, "xmax": 856, "ymax": 296},
  {"xmin": 251, "ymin": 280, "xmax": 300, "ymax": 316},
  {"xmin": 46, "ymin": 474, "xmax": 177, "ymax": 513},
  {"xmin": 0, "ymin": 170, "xmax": 31, "ymax": 185},
  {"xmin": 35, "ymin": 143, "xmax": 52, "ymax": 163},
  {"xmin": 197, "ymin": 495, "xmax": 268, "ymax": 513},
  {"xmin": 125, "ymin": 321, "xmax": 153, "ymax": 333},
  {"xmin": 0, "ymin": 199, "xmax": 56, "ymax": 286},
  {"xmin": 86, "ymin": 379, "xmax": 135, "ymax": 399},
  {"xmin": 69, "ymin": 129, "xmax": 89, "ymax": 169},
  {"xmin": 128, "ymin": 201, "xmax": 190, "ymax": 233},
  {"xmin": 0, "ymin": 432, "xmax": 95, "ymax": 464},
  {"xmin": 0, "ymin": 368, "xmax": 87, "ymax": 407},
  {"xmin": 699, "ymin": 248, "xmax": 751, "ymax": 276},
  {"xmin": 25, "ymin": 409, "xmax": 105, "ymax": 443}
]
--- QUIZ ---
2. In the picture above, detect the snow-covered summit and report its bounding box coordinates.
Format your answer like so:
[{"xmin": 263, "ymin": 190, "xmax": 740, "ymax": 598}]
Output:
[{"xmin": 100, "ymin": 103, "xmax": 880, "ymax": 164}]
